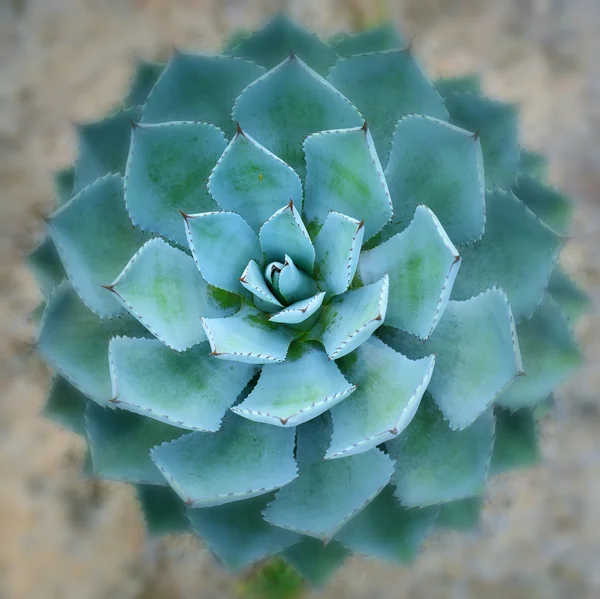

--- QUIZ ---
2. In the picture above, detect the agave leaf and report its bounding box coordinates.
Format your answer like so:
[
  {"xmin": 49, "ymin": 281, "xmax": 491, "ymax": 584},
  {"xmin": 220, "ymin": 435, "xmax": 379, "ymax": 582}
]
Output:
[
  {"xmin": 385, "ymin": 115, "xmax": 485, "ymax": 245},
  {"xmin": 135, "ymin": 484, "xmax": 190, "ymax": 536},
  {"xmin": 141, "ymin": 53, "xmax": 265, "ymax": 136},
  {"xmin": 201, "ymin": 304, "xmax": 297, "ymax": 364},
  {"xmin": 513, "ymin": 174, "xmax": 572, "ymax": 235},
  {"xmin": 358, "ymin": 206, "xmax": 460, "ymax": 339},
  {"xmin": 188, "ymin": 493, "xmax": 299, "ymax": 570},
  {"xmin": 109, "ymin": 337, "xmax": 256, "ymax": 432},
  {"xmin": 328, "ymin": 22, "xmax": 405, "ymax": 57},
  {"xmin": 240, "ymin": 260, "xmax": 283, "ymax": 309},
  {"xmin": 547, "ymin": 268, "xmax": 589, "ymax": 322},
  {"xmin": 277, "ymin": 255, "xmax": 318, "ymax": 304},
  {"xmin": 125, "ymin": 60, "xmax": 165, "ymax": 106},
  {"xmin": 282, "ymin": 538, "xmax": 349, "ymax": 587},
  {"xmin": 42, "ymin": 376, "xmax": 87, "ymax": 435},
  {"xmin": 48, "ymin": 174, "xmax": 149, "ymax": 318},
  {"xmin": 208, "ymin": 128, "xmax": 303, "ymax": 232},
  {"xmin": 444, "ymin": 92, "xmax": 519, "ymax": 189},
  {"xmin": 184, "ymin": 210, "xmax": 262, "ymax": 298},
  {"xmin": 232, "ymin": 343, "xmax": 356, "ymax": 427},
  {"xmin": 434, "ymin": 74, "xmax": 482, "ymax": 97},
  {"xmin": 314, "ymin": 275, "xmax": 389, "ymax": 360},
  {"xmin": 326, "ymin": 336, "xmax": 434, "ymax": 459},
  {"xmin": 452, "ymin": 188, "xmax": 563, "ymax": 322},
  {"xmin": 54, "ymin": 167, "xmax": 75, "ymax": 206},
  {"xmin": 519, "ymin": 149, "xmax": 549, "ymax": 180},
  {"xmin": 313, "ymin": 212, "xmax": 364, "ymax": 296},
  {"xmin": 86, "ymin": 402, "xmax": 181, "ymax": 485},
  {"xmin": 233, "ymin": 55, "xmax": 363, "ymax": 179},
  {"xmin": 150, "ymin": 415, "xmax": 297, "ymax": 508},
  {"xmin": 263, "ymin": 414, "xmax": 394, "ymax": 542},
  {"xmin": 436, "ymin": 497, "xmax": 484, "ymax": 531},
  {"xmin": 26, "ymin": 236, "xmax": 66, "ymax": 299},
  {"xmin": 258, "ymin": 202, "xmax": 315, "ymax": 273},
  {"xmin": 336, "ymin": 486, "xmax": 439, "ymax": 562},
  {"xmin": 379, "ymin": 288, "xmax": 523, "ymax": 430},
  {"xmin": 269, "ymin": 292, "xmax": 326, "ymax": 325},
  {"xmin": 108, "ymin": 239, "xmax": 233, "ymax": 352},
  {"xmin": 37, "ymin": 281, "xmax": 148, "ymax": 405},
  {"xmin": 328, "ymin": 50, "xmax": 448, "ymax": 166},
  {"xmin": 387, "ymin": 395, "xmax": 495, "ymax": 507},
  {"xmin": 125, "ymin": 121, "xmax": 227, "ymax": 246},
  {"xmin": 227, "ymin": 14, "xmax": 338, "ymax": 77},
  {"xmin": 489, "ymin": 407, "xmax": 540, "ymax": 477},
  {"xmin": 496, "ymin": 295, "xmax": 583, "ymax": 410},
  {"xmin": 74, "ymin": 106, "xmax": 141, "ymax": 194}
]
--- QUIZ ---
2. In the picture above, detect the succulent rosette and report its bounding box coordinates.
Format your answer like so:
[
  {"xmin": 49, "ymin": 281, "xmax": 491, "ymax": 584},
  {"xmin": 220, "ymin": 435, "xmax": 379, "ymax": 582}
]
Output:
[{"xmin": 29, "ymin": 15, "xmax": 585, "ymax": 584}]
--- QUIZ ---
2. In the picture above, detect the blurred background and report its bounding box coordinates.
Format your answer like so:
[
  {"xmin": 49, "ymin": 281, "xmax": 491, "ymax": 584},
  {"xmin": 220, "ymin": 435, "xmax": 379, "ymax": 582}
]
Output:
[{"xmin": 1, "ymin": 0, "xmax": 599, "ymax": 597}]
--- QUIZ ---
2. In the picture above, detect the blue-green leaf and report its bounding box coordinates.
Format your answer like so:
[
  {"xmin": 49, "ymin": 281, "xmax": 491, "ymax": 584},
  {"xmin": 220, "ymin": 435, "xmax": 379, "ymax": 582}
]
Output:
[
  {"xmin": 232, "ymin": 343, "xmax": 355, "ymax": 427},
  {"xmin": 74, "ymin": 106, "xmax": 140, "ymax": 194},
  {"xmin": 436, "ymin": 497, "xmax": 484, "ymax": 531},
  {"xmin": 329, "ymin": 22, "xmax": 405, "ymax": 57},
  {"xmin": 42, "ymin": 376, "xmax": 87, "ymax": 435},
  {"xmin": 27, "ymin": 236, "xmax": 66, "ymax": 298},
  {"xmin": 313, "ymin": 212, "xmax": 364, "ymax": 296},
  {"xmin": 314, "ymin": 274, "xmax": 389, "ymax": 360},
  {"xmin": 151, "ymin": 415, "xmax": 297, "ymax": 507},
  {"xmin": 328, "ymin": 50, "xmax": 448, "ymax": 165},
  {"xmin": 385, "ymin": 115, "xmax": 485, "ymax": 245},
  {"xmin": 108, "ymin": 239, "xmax": 233, "ymax": 351},
  {"xmin": 303, "ymin": 125, "xmax": 393, "ymax": 241},
  {"xmin": 49, "ymin": 174, "xmax": 149, "ymax": 317},
  {"xmin": 337, "ymin": 486, "xmax": 438, "ymax": 562},
  {"xmin": 452, "ymin": 188, "xmax": 563, "ymax": 322},
  {"xmin": 184, "ymin": 210, "xmax": 262, "ymax": 298},
  {"xmin": 547, "ymin": 268, "xmax": 589, "ymax": 322},
  {"xmin": 109, "ymin": 337, "xmax": 256, "ymax": 431},
  {"xmin": 141, "ymin": 52, "xmax": 265, "ymax": 136},
  {"xmin": 228, "ymin": 14, "xmax": 338, "ymax": 77},
  {"xmin": 434, "ymin": 74, "xmax": 482, "ymax": 97},
  {"xmin": 37, "ymin": 281, "xmax": 147, "ymax": 405},
  {"xmin": 54, "ymin": 167, "xmax": 75, "ymax": 206},
  {"xmin": 135, "ymin": 484, "xmax": 190, "ymax": 536},
  {"xmin": 208, "ymin": 128, "xmax": 303, "ymax": 232},
  {"xmin": 444, "ymin": 92, "xmax": 519, "ymax": 188},
  {"xmin": 269, "ymin": 292, "xmax": 326, "ymax": 325},
  {"xmin": 188, "ymin": 493, "xmax": 299, "ymax": 570},
  {"xmin": 201, "ymin": 304, "xmax": 297, "ymax": 364},
  {"xmin": 125, "ymin": 121, "xmax": 227, "ymax": 246},
  {"xmin": 387, "ymin": 395, "xmax": 495, "ymax": 507},
  {"xmin": 327, "ymin": 336, "xmax": 434, "ymax": 459},
  {"xmin": 125, "ymin": 60, "xmax": 164, "ymax": 106},
  {"xmin": 233, "ymin": 55, "xmax": 363, "ymax": 179},
  {"xmin": 519, "ymin": 149, "xmax": 549, "ymax": 180},
  {"xmin": 496, "ymin": 295, "xmax": 583, "ymax": 410},
  {"xmin": 283, "ymin": 538, "xmax": 348, "ymax": 587},
  {"xmin": 277, "ymin": 255, "xmax": 318, "ymax": 304},
  {"xmin": 358, "ymin": 206, "xmax": 460, "ymax": 339},
  {"xmin": 379, "ymin": 288, "xmax": 523, "ymax": 430},
  {"xmin": 240, "ymin": 260, "xmax": 283, "ymax": 309},
  {"xmin": 86, "ymin": 402, "xmax": 181, "ymax": 485}
]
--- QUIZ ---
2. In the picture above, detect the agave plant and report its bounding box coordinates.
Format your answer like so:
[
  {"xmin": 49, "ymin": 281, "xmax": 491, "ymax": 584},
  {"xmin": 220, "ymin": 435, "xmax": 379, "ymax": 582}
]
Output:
[{"xmin": 29, "ymin": 15, "xmax": 586, "ymax": 586}]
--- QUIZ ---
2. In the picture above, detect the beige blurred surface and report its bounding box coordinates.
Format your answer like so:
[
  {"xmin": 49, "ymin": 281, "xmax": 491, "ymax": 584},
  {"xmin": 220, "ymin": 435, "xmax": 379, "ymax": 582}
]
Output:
[{"xmin": 1, "ymin": 1, "xmax": 599, "ymax": 597}]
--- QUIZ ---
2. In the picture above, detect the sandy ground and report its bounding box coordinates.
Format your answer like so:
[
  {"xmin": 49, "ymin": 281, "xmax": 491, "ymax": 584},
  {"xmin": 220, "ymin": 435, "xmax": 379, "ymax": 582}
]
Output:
[{"xmin": 1, "ymin": 1, "xmax": 599, "ymax": 598}]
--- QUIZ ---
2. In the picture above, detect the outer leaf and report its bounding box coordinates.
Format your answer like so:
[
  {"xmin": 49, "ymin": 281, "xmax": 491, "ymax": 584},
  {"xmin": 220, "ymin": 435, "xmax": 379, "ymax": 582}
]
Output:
[
  {"xmin": 232, "ymin": 343, "xmax": 356, "ymax": 427},
  {"xmin": 263, "ymin": 415, "xmax": 394, "ymax": 541},
  {"xmin": 379, "ymin": 288, "xmax": 523, "ymax": 430},
  {"xmin": 313, "ymin": 212, "xmax": 364, "ymax": 296},
  {"xmin": 436, "ymin": 497, "xmax": 484, "ymax": 531},
  {"xmin": 201, "ymin": 304, "xmax": 296, "ymax": 364},
  {"xmin": 269, "ymin": 292, "xmax": 326, "ymax": 325},
  {"xmin": 240, "ymin": 260, "xmax": 283, "ymax": 309},
  {"xmin": 184, "ymin": 210, "xmax": 262, "ymax": 297},
  {"xmin": 108, "ymin": 239, "xmax": 232, "ymax": 352},
  {"xmin": 326, "ymin": 336, "xmax": 434, "ymax": 459},
  {"xmin": 336, "ymin": 486, "xmax": 439, "ymax": 562},
  {"xmin": 277, "ymin": 255, "xmax": 318, "ymax": 304},
  {"xmin": 54, "ymin": 167, "xmax": 75, "ymax": 206},
  {"xmin": 49, "ymin": 174, "xmax": 149, "ymax": 317},
  {"xmin": 315, "ymin": 274, "xmax": 389, "ymax": 360},
  {"xmin": 109, "ymin": 337, "xmax": 256, "ymax": 431},
  {"xmin": 329, "ymin": 22, "xmax": 405, "ymax": 57},
  {"xmin": 74, "ymin": 106, "xmax": 140, "ymax": 194},
  {"xmin": 452, "ymin": 188, "xmax": 563, "ymax": 322},
  {"xmin": 496, "ymin": 295, "xmax": 583, "ymax": 410},
  {"xmin": 208, "ymin": 128, "xmax": 303, "ymax": 232},
  {"xmin": 141, "ymin": 52, "xmax": 265, "ymax": 136},
  {"xmin": 547, "ymin": 268, "xmax": 589, "ymax": 322},
  {"xmin": 188, "ymin": 493, "xmax": 299, "ymax": 570},
  {"xmin": 328, "ymin": 50, "xmax": 448, "ymax": 165},
  {"xmin": 37, "ymin": 281, "xmax": 147, "ymax": 405},
  {"xmin": 228, "ymin": 14, "xmax": 338, "ymax": 77},
  {"xmin": 135, "ymin": 484, "xmax": 190, "ymax": 536},
  {"xmin": 444, "ymin": 92, "xmax": 519, "ymax": 188},
  {"xmin": 27, "ymin": 236, "xmax": 66, "ymax": 298},
  {"xmin": 125, "ymin": 60, "xmax": 164, "ymax": 106},
  {"xmin": 283, "ymin": 538, "xmax": 348, "ymax": 587},
  {"xmin": 86, "ymin": 402, "xmax": 181, "ymax": 485},
  {"xmin": 519, "ymin": 149, "xmax": 549, "ymax": 180},
  {"xmin": 125, "ymin": 121, "xmax": 227, "ymax": 246},
  {"xmin": 42, "ymin": 376, "xmax": 87, "ymax": 435},
  {"xmin": 387, "ymin": 395, "xmax": 495, "ymax": 507},
  {"xmin": 385, "ymin": 115, "xmax": 485, "ymax": 245},
  {"xmin": 150, "ymin": 415, "xmax": 297, "ymax": 507},
  {"xmin": 233, "ymin": 55, "xmax": 363, "ymax": 179},
  {"xmin": 434, "ymin": 74, "xmax": 482, "ymax": 97},
  {"xmin": 259, "ymin": 202, "xmax": 315, "ymax": 273},
  {"xmin": 303, "ymin": 125, "xmax": 393, "ymax": 241},
  {"xmin": 358, "ymin": 206, "xmax": 460, "ymax": 339}
]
